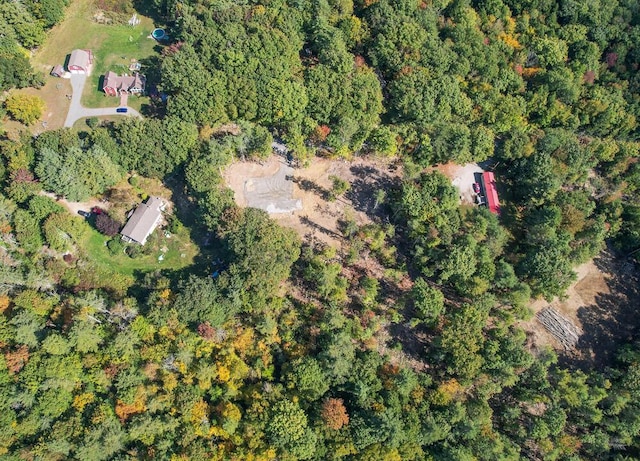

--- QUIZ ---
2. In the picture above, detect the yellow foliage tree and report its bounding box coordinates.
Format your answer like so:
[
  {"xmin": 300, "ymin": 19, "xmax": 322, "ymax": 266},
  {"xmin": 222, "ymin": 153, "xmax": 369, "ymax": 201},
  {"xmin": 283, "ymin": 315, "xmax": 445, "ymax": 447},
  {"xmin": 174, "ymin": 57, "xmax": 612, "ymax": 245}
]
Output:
[
  {"xmin": 72, "ymin": 392, "xmax": 95, "ymax": 412},
  {"xmin": 0, "ymin": 296, "xmax": 9, "ymax": 314},
  {"xmin": 431, "ymin": 378, "xmax": 463, "ymax": 405},
  {"xmin": 5, "ymin": 93, "xmax": 45, "ymax": 125}
]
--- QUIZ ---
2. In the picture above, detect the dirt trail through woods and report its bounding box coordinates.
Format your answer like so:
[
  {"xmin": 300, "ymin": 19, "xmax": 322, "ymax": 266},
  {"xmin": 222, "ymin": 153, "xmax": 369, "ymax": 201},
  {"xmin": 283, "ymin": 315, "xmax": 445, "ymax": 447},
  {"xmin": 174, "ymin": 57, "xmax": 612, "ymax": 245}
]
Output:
[{"xmin": 40, "ymin": 191, "xmax": 108, "ymax": 216}]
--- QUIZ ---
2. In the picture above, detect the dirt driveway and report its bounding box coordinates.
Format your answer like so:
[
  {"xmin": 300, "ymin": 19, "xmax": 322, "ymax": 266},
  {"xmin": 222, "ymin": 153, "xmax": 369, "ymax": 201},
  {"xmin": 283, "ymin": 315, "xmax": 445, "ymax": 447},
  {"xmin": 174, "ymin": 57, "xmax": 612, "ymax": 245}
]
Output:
[{"xmin": 40, "ymin": 191, "xmax": 108, "ymax": 216}]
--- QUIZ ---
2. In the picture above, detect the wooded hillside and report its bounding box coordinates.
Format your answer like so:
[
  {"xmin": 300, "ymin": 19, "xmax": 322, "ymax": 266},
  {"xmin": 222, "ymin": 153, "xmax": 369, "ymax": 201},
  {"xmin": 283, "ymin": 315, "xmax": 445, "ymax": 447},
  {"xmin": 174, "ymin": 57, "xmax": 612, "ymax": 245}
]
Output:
[{"xmin": 1, "ymin": 0, "xmax": 640, "ymax": 459}]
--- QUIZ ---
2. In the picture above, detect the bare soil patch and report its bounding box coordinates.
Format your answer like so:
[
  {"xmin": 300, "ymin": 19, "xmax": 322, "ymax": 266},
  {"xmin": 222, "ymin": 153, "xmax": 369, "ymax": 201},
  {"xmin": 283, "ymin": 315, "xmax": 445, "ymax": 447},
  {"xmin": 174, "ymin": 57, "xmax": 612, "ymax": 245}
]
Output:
[
  {"xmin": 224, "ymin": 156, "xmax": 402, "ymax": 248},
  {"xmin": 523, "ymin": 249, "xmax": 640, "ymax": 368}
]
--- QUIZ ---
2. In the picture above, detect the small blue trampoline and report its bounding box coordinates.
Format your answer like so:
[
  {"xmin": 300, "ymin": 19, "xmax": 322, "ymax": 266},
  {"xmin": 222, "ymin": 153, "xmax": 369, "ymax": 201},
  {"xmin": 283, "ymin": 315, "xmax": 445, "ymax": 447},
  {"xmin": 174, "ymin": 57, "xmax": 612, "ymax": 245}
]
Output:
[{"xmin": 152, "ymin": 28, "xmax": 166, "ymax": 40}]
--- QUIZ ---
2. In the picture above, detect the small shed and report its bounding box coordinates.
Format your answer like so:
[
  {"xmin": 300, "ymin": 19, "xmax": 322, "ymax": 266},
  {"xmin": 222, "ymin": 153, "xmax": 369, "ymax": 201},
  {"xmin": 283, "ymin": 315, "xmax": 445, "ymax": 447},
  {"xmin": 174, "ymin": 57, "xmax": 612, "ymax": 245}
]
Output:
[
  {"xmin": 67, "ymin": 49, "xmax": 93, "ymax": 74},
  {"xmin": 120, "ymin": 196, "xmax": 164, "ymax": 245},
  {"xmin": 50, "ymin": 65, "xmax": 65, "ymax": 78}
]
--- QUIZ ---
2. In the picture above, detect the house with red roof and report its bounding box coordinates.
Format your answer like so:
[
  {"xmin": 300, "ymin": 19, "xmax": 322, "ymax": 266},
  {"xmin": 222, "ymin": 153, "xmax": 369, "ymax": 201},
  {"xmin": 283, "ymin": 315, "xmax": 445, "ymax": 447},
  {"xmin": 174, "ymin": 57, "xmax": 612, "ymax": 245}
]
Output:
[{"xmin": 102, "ymin": 71, "xmax": 146, "ymax": 96}]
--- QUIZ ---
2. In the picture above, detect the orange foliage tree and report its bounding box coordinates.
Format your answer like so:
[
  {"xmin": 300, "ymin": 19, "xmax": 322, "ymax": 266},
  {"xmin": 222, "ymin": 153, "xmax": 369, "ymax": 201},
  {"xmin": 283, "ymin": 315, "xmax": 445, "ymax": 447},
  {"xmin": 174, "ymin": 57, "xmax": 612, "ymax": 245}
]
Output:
[{"xmin": 320, "ymin": 398, "xmax": 349, "ymax": 430}]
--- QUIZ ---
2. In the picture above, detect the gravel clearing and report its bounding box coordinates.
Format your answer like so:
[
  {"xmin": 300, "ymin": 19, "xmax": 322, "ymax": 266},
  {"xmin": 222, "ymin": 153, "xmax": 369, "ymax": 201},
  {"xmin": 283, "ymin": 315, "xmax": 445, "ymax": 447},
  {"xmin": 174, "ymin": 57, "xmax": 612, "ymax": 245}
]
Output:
[
  {"xmin": 242, "ymin": 161, "xmax": 302, "ymax": 214},
  {"xmin": 438, "ymin": 162, "xmax": 485, "ymax": 204}
]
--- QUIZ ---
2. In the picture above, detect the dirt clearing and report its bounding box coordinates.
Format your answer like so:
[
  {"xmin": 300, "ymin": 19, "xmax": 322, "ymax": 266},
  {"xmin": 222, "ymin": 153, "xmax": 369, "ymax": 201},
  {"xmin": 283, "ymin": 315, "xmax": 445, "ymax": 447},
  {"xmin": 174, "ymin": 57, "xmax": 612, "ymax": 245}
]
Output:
[
  {"xmin": 436, "ymin": 162, "xmax": 484, "ymax": 204},
  {"xmin": 224, "ymin": 156, "xmax": 402, "ymax": 247},
  {"xmin": 523, "ymin": 249, "xmax": 640, "ymax": 368}
]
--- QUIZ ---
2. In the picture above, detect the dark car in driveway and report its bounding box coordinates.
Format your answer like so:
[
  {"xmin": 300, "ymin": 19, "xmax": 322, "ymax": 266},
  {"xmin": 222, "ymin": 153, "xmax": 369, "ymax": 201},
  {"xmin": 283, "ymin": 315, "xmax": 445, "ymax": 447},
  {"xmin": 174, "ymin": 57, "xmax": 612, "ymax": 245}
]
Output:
[
  {"xmin": 116, "ymin": 107, "xmax": 128, "ymax": 113},
  {"xmin": 77, "ymin": 210, "xmax": 91, "ymax": 218}
]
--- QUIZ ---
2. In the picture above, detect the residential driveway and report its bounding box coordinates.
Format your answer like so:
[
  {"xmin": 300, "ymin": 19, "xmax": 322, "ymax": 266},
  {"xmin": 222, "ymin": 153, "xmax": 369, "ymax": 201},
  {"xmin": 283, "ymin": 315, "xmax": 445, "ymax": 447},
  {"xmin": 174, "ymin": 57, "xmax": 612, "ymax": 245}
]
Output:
[{"xmin": 63, "ymin": 74, "xmax": 141, "ymax": 128}]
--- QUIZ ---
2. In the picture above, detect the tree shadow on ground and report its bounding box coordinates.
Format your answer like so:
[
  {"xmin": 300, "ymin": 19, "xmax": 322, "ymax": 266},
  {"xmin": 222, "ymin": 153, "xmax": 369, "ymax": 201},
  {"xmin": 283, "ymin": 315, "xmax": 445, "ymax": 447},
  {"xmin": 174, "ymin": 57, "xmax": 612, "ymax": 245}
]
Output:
[
  {"xmin": 299, "ymin": 215, "xmax": 342, "ymax": 240},
  {"xmin": 157, "ymin": 175, "xmax": 226, "ymax": 280},
  {"xmin": 346, "ymin": 163, "xmax": 401, "ymax": 221},
  {"xmin": 291, "ymin": 177, "xmax": 329, "ymax": 200},
  {"xmin": 560, "ymin": 248, "xmax": 640, "ymax": 370}
]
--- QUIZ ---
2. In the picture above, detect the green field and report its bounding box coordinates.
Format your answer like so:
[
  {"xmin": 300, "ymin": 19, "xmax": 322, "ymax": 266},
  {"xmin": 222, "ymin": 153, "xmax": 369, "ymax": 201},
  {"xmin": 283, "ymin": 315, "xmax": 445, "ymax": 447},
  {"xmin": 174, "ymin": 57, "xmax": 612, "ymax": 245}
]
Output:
[
  {"xmin": 33, "ymin": 0, "xmax": 158, "ymax": 109},
  {"xmin": 81, "ymin": 222, "xmax": 197, "ymax": 278}
]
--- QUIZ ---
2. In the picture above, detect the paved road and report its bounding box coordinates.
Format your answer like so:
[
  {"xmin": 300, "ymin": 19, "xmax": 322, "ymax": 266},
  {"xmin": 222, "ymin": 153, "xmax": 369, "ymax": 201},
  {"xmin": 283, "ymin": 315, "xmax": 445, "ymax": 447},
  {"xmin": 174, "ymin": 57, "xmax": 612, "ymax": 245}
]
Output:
[{"xmin": 63, "ymin": 74, "xmax": 142, "ymax": 128}]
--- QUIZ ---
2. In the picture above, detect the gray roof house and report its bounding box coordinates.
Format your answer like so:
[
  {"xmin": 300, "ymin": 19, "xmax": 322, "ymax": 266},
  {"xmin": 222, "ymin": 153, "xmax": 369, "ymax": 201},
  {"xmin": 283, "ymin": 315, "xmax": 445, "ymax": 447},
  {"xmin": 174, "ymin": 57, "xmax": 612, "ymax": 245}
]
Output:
[{"xmin": 120, "ymin": 196, "xmax": 164, "ymax": 245}]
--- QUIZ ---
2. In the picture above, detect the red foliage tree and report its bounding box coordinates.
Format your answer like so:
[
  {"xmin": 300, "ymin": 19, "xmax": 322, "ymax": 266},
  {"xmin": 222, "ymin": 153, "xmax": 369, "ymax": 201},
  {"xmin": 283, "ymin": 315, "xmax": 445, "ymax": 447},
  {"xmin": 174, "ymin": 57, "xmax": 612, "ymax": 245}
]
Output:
[
  {"xmin": 95, "ymin": 213, "xmax": 122, "ymax": 236},
  {"xmin": 197, "ymin": 322, "xmax": 216, "ymax": 341},
  {"xmin": 11, "ymin": 168, "xmax": 36, "ymax": 183},
  {"xmin": 313, "ymin": 125, "xmax": 331, "ymax": 143}
]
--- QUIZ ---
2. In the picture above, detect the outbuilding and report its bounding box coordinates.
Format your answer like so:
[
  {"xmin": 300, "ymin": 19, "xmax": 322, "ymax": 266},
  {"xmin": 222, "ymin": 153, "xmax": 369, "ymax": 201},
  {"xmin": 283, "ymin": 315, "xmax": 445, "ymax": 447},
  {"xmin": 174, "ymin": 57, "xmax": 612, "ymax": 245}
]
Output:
[
  {"xmin": 67, "ymin": 49, "xmax": 93, "ymax": 74},
  {"xmin": 50, "ymin": 65, "xmax": 65, "ymax": 78},
  {"xmin": 481, "ymin": 171, "xmax": 501, "ymax": 215}
]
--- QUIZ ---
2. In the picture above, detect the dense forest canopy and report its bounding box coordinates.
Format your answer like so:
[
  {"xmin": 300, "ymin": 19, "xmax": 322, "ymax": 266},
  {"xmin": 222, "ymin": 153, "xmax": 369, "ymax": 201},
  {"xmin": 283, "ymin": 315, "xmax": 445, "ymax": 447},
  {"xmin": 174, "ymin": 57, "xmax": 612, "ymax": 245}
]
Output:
[{"xmin": 1, "ymin": 0, "xmax": 640, "ymax": 459}]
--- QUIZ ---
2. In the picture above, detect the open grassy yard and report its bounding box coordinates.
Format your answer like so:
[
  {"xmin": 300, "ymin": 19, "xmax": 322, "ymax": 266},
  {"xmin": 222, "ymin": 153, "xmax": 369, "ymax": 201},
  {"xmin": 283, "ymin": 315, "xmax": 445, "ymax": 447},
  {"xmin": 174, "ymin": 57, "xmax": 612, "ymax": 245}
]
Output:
[
  {"xmin": 81, "ymin": 222, "xmax": 197, "ymax": 277},
  {"xmin": 32, "ymin": 0, "xmax": 158, "ymax": 110}
]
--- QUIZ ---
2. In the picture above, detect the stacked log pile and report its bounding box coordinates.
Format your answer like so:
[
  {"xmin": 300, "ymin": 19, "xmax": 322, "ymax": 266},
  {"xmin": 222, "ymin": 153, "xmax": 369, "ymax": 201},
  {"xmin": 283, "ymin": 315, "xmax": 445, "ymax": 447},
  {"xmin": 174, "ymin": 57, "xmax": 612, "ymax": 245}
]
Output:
[{"xmin": 536, "ymin": 307, "xmax": 581, "ymax": 350}]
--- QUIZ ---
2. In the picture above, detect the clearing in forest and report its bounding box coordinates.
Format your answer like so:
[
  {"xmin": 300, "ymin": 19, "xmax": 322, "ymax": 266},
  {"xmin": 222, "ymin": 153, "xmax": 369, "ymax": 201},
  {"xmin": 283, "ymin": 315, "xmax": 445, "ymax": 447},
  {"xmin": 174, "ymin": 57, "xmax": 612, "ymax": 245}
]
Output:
[
  {"xmin": 54, "ymin": 178, "xmax": 196, "ymax": 290},
  {"xmin": 224, "ymin": 156, "xmax": 402, "ymax": 248},
  {"xmin": 523, "ymin": 250, "xmax": 640, "ymax": 368},
  {"xmin": 436, "ymin": 162, "xmax": 485, "ymax": 205}
]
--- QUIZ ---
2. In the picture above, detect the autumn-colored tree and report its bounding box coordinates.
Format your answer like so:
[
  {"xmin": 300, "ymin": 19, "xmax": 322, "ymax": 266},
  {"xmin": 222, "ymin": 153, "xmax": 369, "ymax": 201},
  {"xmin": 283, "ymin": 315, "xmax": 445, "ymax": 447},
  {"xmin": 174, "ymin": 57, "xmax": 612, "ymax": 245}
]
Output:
[
  {"xmin": 95, "ymin": 213, "xmax": 122, "ymax": 236},
  {"xmin": 197, "ymin": 322, "xmax": 217, "ymax": 341},
  {"xmin": 0, "ymin": 295, "xmax": 9, "ymax": 314},
  {"xmin": 312, "ymin": 125, "xmax": 331, "ymax": 143},
  {"xmin": 320, "ymin": 398, "xmax": 349, "ymax": 430},
  {"xmin": 115, "ymin": 387, "xmax": 147, "ymax": 422},
  {"xmin": 5, "ymin": 345, "xmax": 29, "ymax": 374},
  {"xmin": 4, "ymin": 93, "xmax": 45, "ymax": 125}
]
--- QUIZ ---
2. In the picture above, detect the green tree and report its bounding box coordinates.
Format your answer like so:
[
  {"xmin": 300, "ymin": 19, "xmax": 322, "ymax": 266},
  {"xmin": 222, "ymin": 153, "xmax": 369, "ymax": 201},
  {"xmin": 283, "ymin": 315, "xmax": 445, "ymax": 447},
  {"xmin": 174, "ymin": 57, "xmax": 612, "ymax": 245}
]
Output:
[
  {"xmin": 267, "ymin": 400, "xmax": 317, "ymax": 459},
  {"xmin": 12, "ymin": 209, "xmax": 42, "ymax": 253},
  {"xmin": 218, "ymin": 208, "xmax": 300, "ymax": 309},
  {"xmin": 35, "ymin": 146, "xmax": 122, "ymax": 201},
  {"xmin": 412, "ymin": 278, "xmax": 445, "ymax": 326},
  {"xmin": 285, "ymin": 357, "xmax": 329, "ymax": 402},
  {"xmin": 173, "ymin": 275, "xmax": 232, "ymax": 327}
]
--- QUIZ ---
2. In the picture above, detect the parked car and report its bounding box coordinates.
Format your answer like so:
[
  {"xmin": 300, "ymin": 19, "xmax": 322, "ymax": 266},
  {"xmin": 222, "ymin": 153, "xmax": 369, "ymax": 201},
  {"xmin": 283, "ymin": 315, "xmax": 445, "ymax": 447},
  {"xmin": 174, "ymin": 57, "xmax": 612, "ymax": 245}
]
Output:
[
  {"xmin": 473, "ymin": 182, "xmax": 481, "ymax": 194},
  {"xmin": 77, "ymin": 210, "xmax": 91, "ymax": 218},
  {"xmin": 116, "ymin": 107, "xmax": 128, "ymax": 113},
  {"xmin": 475, "ymin": 194, "xmax": 485, "ymax": 205},
  {"xmin": 91, "ymin": 206, "xmax": 104, "ymax": 215}
]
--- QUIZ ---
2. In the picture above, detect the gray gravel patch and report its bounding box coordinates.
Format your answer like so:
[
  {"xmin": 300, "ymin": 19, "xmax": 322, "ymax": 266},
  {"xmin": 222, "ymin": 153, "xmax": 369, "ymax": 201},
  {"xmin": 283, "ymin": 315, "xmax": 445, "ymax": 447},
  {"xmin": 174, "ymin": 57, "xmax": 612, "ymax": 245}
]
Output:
[{"xmin": 244, "ymin": 162, "xmax": 302, "ymax": 214}]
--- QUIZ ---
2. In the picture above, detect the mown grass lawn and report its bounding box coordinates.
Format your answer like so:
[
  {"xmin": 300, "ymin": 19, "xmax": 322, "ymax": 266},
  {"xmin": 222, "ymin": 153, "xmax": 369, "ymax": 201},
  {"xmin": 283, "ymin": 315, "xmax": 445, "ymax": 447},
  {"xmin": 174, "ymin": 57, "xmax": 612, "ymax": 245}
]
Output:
[
  {"xmin": 81, "ymin": 223, "xmax": 197, "ymax": 277},
  {"xmin": 32, "ymin": 0, "xmax": 159, "ymax": 110}
]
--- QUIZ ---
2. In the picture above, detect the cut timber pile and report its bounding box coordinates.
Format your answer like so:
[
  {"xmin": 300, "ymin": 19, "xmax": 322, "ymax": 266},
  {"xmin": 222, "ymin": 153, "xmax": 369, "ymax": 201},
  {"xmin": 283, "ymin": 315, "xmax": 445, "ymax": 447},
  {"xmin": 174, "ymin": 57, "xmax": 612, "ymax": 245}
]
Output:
[{"xmin": 536, "ymin": 307, "xmax": 581, "ymax": 350}]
